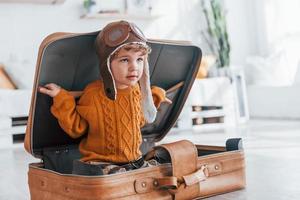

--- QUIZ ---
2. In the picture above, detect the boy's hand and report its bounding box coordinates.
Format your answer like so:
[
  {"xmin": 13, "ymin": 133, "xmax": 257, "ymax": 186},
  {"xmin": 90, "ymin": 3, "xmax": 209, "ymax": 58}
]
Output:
[
  {"xmin": 39, "ymin": 83, "xmax": 61, "ymax": 97},
  {"xmin": 164, "ymin": 97, "xmax": 172, "ymax": 104}
]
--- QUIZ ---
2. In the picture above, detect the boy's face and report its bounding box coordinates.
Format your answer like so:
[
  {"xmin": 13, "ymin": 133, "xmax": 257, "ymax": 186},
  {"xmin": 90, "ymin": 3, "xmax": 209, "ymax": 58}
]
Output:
[{"xmin": 110, "ymin": 48, "xmax": 145, "ymax": 89}]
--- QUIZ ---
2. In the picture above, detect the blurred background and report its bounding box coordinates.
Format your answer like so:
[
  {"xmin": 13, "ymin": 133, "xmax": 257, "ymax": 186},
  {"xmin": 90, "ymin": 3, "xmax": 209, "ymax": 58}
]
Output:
[{"xmin": 1, "ymin": 0, "xmax": 300, "ymax": 140}]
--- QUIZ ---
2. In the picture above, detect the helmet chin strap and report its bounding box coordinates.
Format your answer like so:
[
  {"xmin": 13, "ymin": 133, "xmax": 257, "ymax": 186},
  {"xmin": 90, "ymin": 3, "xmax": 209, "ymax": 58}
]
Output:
[
  {"xmin": 140, "ymin": 57, "xmax": 157, "ymax": 123},
  {"xmin": 105, "ymin": 57, "xmax": 117, "ymax": 100}
]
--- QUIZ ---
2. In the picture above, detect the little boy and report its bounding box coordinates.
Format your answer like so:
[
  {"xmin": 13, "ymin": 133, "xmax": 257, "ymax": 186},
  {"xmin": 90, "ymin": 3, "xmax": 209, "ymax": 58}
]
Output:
[{"xmin": 39, "ymin": 21, "xmax": 170, "ymax": 175}]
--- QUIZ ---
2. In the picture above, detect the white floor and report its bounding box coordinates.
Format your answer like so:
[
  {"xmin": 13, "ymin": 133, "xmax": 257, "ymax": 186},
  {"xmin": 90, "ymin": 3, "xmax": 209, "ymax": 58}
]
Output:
[{"xmin": 1, "ymin": 118, "xmax": 300, "ymax": 199}]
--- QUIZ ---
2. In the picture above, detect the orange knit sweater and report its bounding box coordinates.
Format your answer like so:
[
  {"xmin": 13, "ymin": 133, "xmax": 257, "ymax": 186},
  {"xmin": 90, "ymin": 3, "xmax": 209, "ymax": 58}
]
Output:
[{"xmin": 51, "ymin": 80, "xmax": 166, "ymax": 163}]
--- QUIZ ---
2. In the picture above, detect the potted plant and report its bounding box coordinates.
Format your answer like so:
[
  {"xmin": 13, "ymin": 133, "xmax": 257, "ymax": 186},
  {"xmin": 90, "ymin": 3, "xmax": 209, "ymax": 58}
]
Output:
[
  {"xmin": 201, "ymin": 0, "xmax": 231, "ymax": 77},
  {"xmin": 83, "ymin": 0, "xmax": 97, "ymax": 14}
]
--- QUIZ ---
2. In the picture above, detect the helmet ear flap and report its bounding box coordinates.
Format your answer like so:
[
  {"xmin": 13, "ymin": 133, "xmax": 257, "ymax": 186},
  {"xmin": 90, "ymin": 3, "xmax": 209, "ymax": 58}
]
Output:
[
  {"xmin": 102, "ymin": 60, "xmax": 117, "ymax": 100},
  {"xmin": 139, "ymin": 57, "xmax": 157, "ymax": 123}
]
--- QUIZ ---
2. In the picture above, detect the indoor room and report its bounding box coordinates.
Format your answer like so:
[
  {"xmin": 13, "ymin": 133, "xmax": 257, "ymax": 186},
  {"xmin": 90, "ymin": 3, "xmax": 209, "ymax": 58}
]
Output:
[{"xmin": 0, "ymin": 0, "xmax": 299, "ymax": 199}]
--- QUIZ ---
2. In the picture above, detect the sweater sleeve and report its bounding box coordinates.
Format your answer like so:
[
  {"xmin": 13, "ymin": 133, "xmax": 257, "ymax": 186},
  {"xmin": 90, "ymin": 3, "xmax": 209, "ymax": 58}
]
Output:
[
  {"xmin": 50, "ymin": 89, "xmax": 89, "ymax": 138},
  {"xmin": 140, "ymin": 112, "xmax": 146, "ymax": 127},
  {"xmin": 151, "ymin": 86, "xmax": 167, "ymax": 108}
]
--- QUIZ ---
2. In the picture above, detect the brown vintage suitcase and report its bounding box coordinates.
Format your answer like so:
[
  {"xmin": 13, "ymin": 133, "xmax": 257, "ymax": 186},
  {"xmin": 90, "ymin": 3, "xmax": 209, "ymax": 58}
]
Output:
[{"xmin": 24, "ymin": 31, "xmax": 246, "ymax": 200}]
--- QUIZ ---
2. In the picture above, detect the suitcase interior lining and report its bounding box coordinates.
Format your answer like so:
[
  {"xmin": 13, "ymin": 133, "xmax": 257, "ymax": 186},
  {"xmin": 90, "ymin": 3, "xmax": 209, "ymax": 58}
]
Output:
[
  {"xmin": 42, "ymin": 144, "xmax": 81, "ymax": 174},
  {"xmin": 42, "ymin": 138, "xmax": 243, "ymax": 174},
  {"xmin": 33, "ymin": 80, "xmax": 184, "ymax": 157},
  {"xmin": 141, "ymin": 81, "xmax": 183, "ymax": 135},
  {"xmin": 41, "ymin": 142, "xmax": 241, "ymax": 174},
  {"xmin": 197, "ymin": 149, "xmax": 226, "ymax": 156}
]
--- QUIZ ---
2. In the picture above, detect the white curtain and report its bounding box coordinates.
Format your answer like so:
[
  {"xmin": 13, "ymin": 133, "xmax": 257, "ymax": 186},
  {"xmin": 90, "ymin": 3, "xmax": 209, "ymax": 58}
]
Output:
[
  {"xmin": 247, "ymin": 0, "xmax": 300, "ymax": 85},
  {"xmin": 262, "ymin": 0, "xmax": 300, "ymax": 46}
]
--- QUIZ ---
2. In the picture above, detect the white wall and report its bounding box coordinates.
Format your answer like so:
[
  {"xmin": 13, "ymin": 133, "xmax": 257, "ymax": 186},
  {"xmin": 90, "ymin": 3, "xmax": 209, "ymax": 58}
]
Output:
[
  {"xmin": 2, "ymin": 0, "xmax": 269, "ymax": 118},
  {"xmin": 224, "ymin": 0, "xmax": 259, "ymax": 66},
  {"xmin": 0, "ymin": 0, "xmax": 210, "ymax": 89}
]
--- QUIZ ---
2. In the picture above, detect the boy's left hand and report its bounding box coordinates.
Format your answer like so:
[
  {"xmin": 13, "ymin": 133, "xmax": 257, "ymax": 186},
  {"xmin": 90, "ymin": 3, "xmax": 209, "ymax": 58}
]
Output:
[
  {"xmin": 151, "ymin": 86, "xmax": 172, "ymax": 108},
  {"xmin": 39, "ymin": 83, "xmax": 61, "ymax": 97},
  {"xmin": 163, "ymin": 97, "xmax": 172, "ymax": 104}
]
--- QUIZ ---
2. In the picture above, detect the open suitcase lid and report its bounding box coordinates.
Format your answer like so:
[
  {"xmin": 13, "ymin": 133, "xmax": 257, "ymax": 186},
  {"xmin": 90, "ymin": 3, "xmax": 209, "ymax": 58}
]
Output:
[{"xmin": 24, "ymin": 31, "xmax": 202, "ymax": 158}]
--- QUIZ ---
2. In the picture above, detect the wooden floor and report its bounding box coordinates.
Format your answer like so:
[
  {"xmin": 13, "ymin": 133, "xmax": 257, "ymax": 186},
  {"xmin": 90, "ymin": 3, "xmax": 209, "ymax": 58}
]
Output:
[{"xmin": 1, "ymin": 118, "xmax": 300, "ymax": 199}]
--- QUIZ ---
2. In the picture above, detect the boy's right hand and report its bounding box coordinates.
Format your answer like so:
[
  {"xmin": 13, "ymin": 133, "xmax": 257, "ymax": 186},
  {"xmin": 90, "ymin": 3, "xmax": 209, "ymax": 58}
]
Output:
[{"xmin": 39, "ymin": 83, "xmax": 61, "ymax": 97}]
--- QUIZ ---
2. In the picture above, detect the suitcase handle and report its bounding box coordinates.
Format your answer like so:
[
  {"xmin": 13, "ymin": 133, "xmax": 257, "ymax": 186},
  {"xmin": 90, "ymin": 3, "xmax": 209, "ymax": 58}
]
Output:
[
  {"xmin": 153, "ymin": 140, "xmax": 206, "ymax": 199},
  {"xmin": 156, "ymin": 165, "xmax": 208, "ymax": 191}
]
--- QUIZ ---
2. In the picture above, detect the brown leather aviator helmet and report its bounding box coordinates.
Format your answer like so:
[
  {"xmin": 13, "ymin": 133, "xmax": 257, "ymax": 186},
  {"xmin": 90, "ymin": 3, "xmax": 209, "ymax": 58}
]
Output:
[{"xmin": 95, "ymin": 20, "xmax": 157, "ymax": 123}]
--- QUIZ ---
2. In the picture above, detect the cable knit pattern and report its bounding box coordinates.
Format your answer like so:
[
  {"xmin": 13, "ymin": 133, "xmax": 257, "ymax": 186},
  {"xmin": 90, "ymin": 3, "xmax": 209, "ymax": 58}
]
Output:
[
  {"xmin": 102, "ymin": 97, "xmax": 115, "ymax": 156},
  {"xmin": 118, "ymin": 96, "xmax": 129, "ymax": 159},
  {"xmin": 51, "ymin": 80, "xmax": 166, "ymax": 163},
  {"xmin": 132, "ymin": 89, "xmax": 142, "ymax": 155}
]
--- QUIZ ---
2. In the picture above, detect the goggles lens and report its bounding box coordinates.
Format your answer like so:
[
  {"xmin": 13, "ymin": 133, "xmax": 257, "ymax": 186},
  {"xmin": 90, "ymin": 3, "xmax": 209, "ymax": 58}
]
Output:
[{"xmin": 108, "ymin": 28, "xmax": 125, "ymax": 42}]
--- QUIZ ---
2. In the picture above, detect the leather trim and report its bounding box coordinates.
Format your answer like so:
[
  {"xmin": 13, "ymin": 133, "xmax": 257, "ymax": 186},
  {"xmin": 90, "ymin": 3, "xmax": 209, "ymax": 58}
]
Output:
[
  {"xmin": 197, "ymin": 151, "xmax": 245, "ymax": 177},
  {"xmin": 158, "ymin": 140, "xmax": 197, "ymax": 177},
  {"xmin": 134, "ymin": 177, "xmax": 158, "ymax": 194},
  {"xmin": 156, "ymin": 177, "xmax": 178, "ymax": 189},
  {"xmin": 196, "ymin": 145, "xmax": 226, "ymax": 152},
  {"xmin": 183, "ymin": 166, "xmax": 208, "ymax": 186},
  {"xmin": 156, "ymin": 140, "xmax": 200, "ymax": 200}
]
